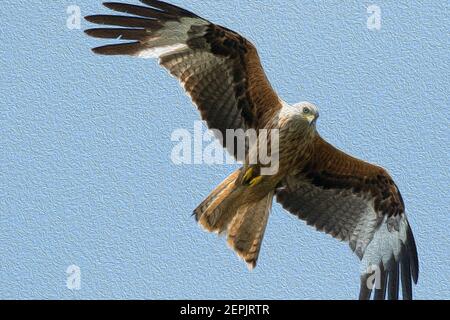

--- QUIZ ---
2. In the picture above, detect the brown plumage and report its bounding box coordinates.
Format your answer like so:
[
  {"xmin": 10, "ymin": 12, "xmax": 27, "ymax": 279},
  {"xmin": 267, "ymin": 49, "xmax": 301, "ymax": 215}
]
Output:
[
  {"xmin": 85, "ymin": 0, "xmax": 419, "ymax": 300},
  {"xmin": 85, "ymin": 0, "xmax": 281, "ymax": 159},
  {"xmin": 276, "ymin": 136, "xmax": 419, "ymax": 299}
]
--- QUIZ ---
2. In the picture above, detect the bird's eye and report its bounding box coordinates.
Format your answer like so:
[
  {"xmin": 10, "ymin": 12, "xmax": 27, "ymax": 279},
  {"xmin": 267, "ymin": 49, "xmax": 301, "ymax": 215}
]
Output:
[{"xmin": 303, "ymin": 107, "xmax": 310, "ymax": 114}]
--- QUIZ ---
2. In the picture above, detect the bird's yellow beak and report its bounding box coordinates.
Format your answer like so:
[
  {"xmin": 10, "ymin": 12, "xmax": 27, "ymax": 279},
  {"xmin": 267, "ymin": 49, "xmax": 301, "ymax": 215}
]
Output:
[{"xmin": 307, "ymin": 114, "xmax": 316, "ymax": 125}]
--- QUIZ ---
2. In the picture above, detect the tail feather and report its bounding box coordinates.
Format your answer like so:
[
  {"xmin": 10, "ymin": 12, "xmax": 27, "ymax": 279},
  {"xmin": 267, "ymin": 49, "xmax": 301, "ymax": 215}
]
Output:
[
  {"xmin": 195, "ymin": 169, "xmax": 242, "ymax": 233},
  {"xmin": 227, "ymin": 191, "xmax": 273, "ymax": 269},
  {"xmin": 194, "ymin": 169, "xmax": 274, "ymax": 268}
]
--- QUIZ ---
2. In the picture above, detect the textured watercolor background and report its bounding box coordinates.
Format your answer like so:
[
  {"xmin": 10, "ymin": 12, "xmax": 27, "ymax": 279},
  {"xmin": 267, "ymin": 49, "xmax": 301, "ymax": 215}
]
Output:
[{"xmin": 0, "ymin": 0, "xmax": 449, "ymax": 299}]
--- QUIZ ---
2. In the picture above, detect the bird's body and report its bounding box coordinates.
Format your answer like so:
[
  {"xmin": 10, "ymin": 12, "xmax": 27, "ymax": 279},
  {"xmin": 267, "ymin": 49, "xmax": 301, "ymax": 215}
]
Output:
[
  {"xmin": 241, "ymin": 102, "xmax": 319, "ymax": 189},
  {"xmin": 194, "ymin": 101, "xmax": 318, "ymax": 265},
  {"xmin": 85, "ymin": 0, "xmax": 419, "ymax": 300}
]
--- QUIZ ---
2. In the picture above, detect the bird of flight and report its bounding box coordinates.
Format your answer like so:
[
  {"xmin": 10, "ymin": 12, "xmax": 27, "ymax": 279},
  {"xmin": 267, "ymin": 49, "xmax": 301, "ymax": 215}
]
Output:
[{"xmin": 85, "ymin": 0, "xmax": 419, "ymax": 300}]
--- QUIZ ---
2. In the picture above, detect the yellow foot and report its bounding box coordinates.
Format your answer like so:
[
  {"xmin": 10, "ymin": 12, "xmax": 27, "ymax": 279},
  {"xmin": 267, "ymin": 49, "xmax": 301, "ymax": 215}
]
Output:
[
  {"xmin": 242, "ymin": 167, "xmax": 255, "ymax": 184},
  {"xmin": 249, "ymin": 176, "xmax": 263, "ymax": 187}
]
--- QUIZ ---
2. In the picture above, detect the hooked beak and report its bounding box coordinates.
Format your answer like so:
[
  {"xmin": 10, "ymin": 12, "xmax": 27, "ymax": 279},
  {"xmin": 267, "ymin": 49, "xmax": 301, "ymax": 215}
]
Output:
[{"xmin": 308, "ymin": 113, "xmax": 319, "ymax": 126}]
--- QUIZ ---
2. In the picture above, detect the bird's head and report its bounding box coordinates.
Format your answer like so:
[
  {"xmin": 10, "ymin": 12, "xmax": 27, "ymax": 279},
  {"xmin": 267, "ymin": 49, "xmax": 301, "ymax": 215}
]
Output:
[{"xmin": 293, "ymin": 102, "xmax": 320, "ymax": 127}]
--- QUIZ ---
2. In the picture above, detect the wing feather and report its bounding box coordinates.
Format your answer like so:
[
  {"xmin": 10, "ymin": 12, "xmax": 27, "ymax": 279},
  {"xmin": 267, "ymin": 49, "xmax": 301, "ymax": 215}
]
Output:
[
  {"xmin": 276, "ymin": 135, "xmax": 419, "ymax": 300},
  {"xmin": 85, "ymin": 28, "xmax": 150, "ymax": 40},
  {"xmin": 85, "ymin": 1, "xmax": 282, "ymax": 160},
  {"xmin": 103, "ymin": 2, "xmax": 179, "ymax": 20},
  {"xmin": 85, "ymin": 14, "xmax": 163, "ymax": 28},
  {"xmin": 387, "ymin": 258, "xmax": 399, "ymax": 300}
]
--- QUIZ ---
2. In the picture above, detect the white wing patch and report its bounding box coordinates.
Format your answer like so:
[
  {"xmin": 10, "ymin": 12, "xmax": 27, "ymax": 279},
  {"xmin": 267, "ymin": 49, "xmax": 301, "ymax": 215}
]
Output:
[
  {"xmin": 133, "ymin": 17, "xmax": 207, "ymax": 59},
  {"xmin": 351, "ymin": 203, "xmax": 381, "ymax": 258},
  {"xmin": 361, "ymin": 214, "xmax": 408, "ymax": 273},
  {"xmin": 135, "ymin": 43, "xmax": 188, "ymax": 58}
]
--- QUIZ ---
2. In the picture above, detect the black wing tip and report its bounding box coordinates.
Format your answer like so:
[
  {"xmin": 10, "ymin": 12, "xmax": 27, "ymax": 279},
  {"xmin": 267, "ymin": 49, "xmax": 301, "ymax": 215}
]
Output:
[
  {"xmin": 359, "ymin": 264, "xmax": 389, "ymax": 300},
  {"xmin": 91, "ymin": 46, "xmax": 112, "ymax": 56},
  {"xmin": 139, "ymin": 0, "xmax": 199, "ymax": 18},
  {"xmin": 359, "ymin": 251, "xmax": 417, "ymax": 301},
  {"xmin": 192, "ymin": 208, "xmax": 202, "ymax": 222},
  {"xmin": 89, "ymin": 42, "xmax": 142, "ymax": 56},
  {"xmin": 84, "ymin": 15, "xmax": 98, "ymax": 23},
  {"xmin": 359, "ymin": 274, "xmax": 373, "ymax": 300},
  {"xmin": 103, "ymin": 1, "xmax": 123, "ymax": 6},
  {"xmin": 84, "ymin": 14, "xmax": 118, "ymax": 25},
  {"xmin": 100, "ymin": 1, "xmax": 200, "ymax": 20},
  {"xmin": 373, "ymin": 265, "xmax": 388, "ymax": 300},
  {"xmin": 91, "ymin": 46, "xmax": 107, "ymax": 55},
  {"xmin": 397, "ymin": 223, "xmax": 419, "ymax": 299},
  {"xmin": 358, "ymin": 230, "xmax": 419, "ymax": 300},
  {"xmin": 406, "ymin": 225, "xmax": 420, "ymax": 284},
  {"xmin": 102, "ymin": 2, "xmax": 128, "ymax": 12},
  {"xmin": 84, "ymin": 28, "xmax": 104, "ymax": 38},
  {"xmin": 387, "ymin": 258, "xmax": 399, "ymax": 300}
]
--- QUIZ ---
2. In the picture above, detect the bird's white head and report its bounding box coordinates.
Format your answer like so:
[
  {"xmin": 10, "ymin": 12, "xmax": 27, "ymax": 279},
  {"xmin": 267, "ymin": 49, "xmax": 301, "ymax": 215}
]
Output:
[{"xmin": 293, "ymin": 102, "xmax": 320, "ymax": 127}]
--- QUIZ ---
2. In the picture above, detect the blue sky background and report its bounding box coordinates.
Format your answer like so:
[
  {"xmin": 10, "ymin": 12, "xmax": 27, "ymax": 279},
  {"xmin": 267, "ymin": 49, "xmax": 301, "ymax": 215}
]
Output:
[{"xmin": 0, "ymin": 0, "xmax": 449, "ymax": 299}]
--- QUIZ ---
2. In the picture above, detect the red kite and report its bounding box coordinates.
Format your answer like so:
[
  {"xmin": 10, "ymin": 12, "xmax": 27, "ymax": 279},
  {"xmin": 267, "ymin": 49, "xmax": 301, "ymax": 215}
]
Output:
[{"xmin": 85, "ymin": 0, "xmax": 419, "ymax": 300}]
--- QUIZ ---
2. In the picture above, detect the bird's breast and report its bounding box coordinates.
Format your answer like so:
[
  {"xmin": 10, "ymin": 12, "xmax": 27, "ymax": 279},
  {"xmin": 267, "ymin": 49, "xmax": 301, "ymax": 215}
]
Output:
[{"xmin": 275, "ymin": 117, "xmax": 316, "ymax": 176}]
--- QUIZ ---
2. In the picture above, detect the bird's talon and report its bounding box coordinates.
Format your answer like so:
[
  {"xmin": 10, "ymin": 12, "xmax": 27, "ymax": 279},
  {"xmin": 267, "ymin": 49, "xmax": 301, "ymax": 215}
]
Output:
[
  {"xmin": 243, "ymin": 167, "xmax": 254, "ymax": 184},
  {"xmin": 249, "ymin": 176, "xmax": 263, "ymax": 187}
]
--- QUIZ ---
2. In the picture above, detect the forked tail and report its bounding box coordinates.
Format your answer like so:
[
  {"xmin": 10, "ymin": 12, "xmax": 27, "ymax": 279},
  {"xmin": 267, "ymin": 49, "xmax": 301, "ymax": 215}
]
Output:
[{"xmin": 194, "ymin": 169, "xmax": 274, "ymax": 269}]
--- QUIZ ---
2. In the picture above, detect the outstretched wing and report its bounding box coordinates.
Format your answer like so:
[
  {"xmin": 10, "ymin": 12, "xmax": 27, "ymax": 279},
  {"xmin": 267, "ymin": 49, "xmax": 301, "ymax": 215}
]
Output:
[
  {"xmin": 85, "ymin": 1, "xmax": 282, "ymax": 159},
  {"xmin": 276, "ymin": 135, "xmax": 419, "ymax": 300}
]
